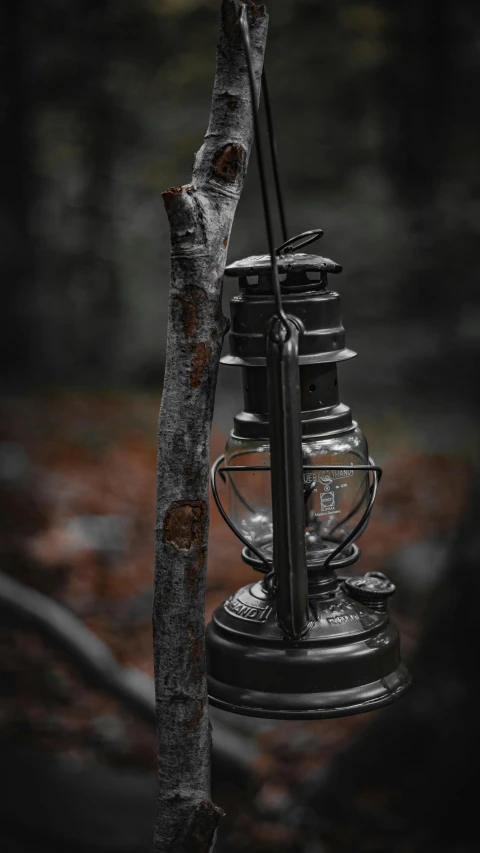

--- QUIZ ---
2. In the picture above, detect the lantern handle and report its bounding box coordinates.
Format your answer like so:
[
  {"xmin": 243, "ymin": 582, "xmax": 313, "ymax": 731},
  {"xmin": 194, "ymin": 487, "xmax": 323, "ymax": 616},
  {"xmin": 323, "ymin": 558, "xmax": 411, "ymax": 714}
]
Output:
[
  {"xmin": 276, "ymin": 229, "xmax": 324, "ymax": 256},
  {"xmin": 266, "ymin": 316, "xmax": 311, "ymax": 639}
]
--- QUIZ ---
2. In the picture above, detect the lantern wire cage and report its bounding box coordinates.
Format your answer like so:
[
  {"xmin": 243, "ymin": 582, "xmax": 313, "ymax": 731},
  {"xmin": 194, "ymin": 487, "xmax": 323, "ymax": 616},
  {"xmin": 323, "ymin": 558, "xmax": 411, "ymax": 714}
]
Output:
[{"xmin": 211, "ymin": 457, "xmax": 381, "ymax": 573}]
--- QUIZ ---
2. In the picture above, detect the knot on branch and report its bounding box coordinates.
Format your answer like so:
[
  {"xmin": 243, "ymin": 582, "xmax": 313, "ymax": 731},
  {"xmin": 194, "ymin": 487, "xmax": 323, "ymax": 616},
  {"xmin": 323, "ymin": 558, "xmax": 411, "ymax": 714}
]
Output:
[
  {"xmin": 163, "ymin": 185, "xmax": 184, "ymax": 210},
  {"xmin": 174, "ymin": 800, "xmax": 225, "ymax": 853},
  {"xmin": 162, "ymin": 185, "xmax": 202, "ymax": 250},
  {"xmin": 163, "ymin": 183, "xmax": 197, "ymax": 210},
  {"xmin": 211, "ymin": 143, "xmax": 244, "ymax": 183}
]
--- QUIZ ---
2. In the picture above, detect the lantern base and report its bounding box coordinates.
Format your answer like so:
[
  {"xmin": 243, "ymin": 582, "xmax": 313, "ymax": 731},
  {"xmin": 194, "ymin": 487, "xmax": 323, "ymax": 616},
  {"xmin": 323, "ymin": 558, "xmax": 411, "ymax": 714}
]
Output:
[
  {"xmin": 206, "ymin": 578, "xmax": 411, "ymax": 720},
  {"xmin": 207, "ymin": 665, "xmax": 410, "ymax": 720}
]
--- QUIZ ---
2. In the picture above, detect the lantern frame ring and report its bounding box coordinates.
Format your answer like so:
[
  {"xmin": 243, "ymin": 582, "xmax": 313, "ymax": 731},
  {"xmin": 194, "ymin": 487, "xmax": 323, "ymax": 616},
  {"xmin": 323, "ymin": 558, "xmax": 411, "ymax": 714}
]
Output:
[
  {"xmin": 211, "ymin": 456, "xmax": 382, "ymax": 573},
  {"xmin": 241, "ymin": 542, "xmax": 361, "ymax": 573}
]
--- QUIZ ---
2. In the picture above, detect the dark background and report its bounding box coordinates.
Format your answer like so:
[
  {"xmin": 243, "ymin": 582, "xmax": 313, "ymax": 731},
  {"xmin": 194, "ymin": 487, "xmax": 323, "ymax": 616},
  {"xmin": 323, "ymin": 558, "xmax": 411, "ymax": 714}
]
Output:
[{"xmin": 1, "ymin": 1, "xmax": 479, "ymax": 851}]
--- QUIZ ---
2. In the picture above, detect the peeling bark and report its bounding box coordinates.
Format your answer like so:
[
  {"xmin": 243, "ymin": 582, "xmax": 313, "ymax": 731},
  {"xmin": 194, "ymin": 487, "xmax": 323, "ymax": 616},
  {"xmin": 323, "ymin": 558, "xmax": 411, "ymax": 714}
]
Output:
[{"xmin": 153, "ymin": 2, "xmax": 268, "ymax": 850}]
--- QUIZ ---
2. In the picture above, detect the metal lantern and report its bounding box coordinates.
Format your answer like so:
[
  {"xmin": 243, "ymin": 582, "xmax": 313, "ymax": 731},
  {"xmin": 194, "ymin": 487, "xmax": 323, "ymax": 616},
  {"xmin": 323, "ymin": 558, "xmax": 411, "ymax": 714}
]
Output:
[
  {"xmin": 205, "ymin": 7, "xmax": 411, "ymax": 720},
  {"xmin": 206, "ymin": 231, "xmax": 411, "ymax": 719}
]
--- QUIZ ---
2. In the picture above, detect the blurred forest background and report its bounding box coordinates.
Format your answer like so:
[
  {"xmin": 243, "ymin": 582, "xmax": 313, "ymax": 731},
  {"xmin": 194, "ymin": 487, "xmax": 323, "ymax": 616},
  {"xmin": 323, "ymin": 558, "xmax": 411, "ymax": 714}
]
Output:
[{"xmin": 1, "ymin": 1, "xmax": 480, "ymax": 852}]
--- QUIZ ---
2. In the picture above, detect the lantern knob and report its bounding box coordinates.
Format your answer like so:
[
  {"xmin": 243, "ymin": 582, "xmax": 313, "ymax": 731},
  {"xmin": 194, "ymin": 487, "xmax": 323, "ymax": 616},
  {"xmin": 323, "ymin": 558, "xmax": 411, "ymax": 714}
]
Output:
[{"xmin": 343, "ymin": 572, "xmax": 396, "ymax": 612}]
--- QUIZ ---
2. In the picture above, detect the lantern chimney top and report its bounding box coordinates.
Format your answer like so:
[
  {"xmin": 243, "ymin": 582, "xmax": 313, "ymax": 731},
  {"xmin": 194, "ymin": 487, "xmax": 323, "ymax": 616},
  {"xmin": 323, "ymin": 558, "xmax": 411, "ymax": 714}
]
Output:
[{"xmin": 225, "ymin": 228, "xmax": 342, "ymax": 278}]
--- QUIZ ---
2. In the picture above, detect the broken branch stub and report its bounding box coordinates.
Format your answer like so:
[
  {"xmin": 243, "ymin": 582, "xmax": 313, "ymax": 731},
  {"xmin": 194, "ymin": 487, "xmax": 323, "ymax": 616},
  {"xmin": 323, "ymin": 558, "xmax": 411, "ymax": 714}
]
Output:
[{"xmin": 153, "ymin": 1, "xmax": 268, "ymax": 851}]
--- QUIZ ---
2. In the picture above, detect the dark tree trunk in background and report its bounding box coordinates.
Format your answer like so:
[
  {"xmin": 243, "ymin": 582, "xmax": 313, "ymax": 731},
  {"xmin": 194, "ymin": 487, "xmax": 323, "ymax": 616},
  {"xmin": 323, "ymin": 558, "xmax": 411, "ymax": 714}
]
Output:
[
  {"xmin": 152, "ymin": 2, "xmax": 268, "ymax": 850},
  {"xmin": 0, "ymin": 0, "xmax": 37, "ymax": 385},
  {"xmin": 0, "ymin": 0, "xmax": 121, "ymax": 387},
  {"xmin": 379, "ymin": 0, "xmax": 450, "ymax": 206},
  {"xmin": 302, "ymin": 475, "xmax": 480, "ymax": 852},
  {"xmin": 78, "ymin": 0, "xmax": 120, "ymax": 382}
]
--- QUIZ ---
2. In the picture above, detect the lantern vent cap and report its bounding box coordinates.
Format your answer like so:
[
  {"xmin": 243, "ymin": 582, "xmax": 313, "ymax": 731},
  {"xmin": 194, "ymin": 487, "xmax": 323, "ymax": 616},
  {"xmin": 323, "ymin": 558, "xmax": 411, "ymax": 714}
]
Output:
[{"xmin": 224, "ymin": 252, "xmax": 342, "ymax": 278}]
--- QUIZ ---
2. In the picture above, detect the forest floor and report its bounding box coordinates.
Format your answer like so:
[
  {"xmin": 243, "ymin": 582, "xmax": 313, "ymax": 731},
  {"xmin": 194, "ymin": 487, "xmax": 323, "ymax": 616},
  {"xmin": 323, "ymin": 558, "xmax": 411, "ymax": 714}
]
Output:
[{"xmin": 0, "ymin": 392, "xmax": 471, "ymax": 852}]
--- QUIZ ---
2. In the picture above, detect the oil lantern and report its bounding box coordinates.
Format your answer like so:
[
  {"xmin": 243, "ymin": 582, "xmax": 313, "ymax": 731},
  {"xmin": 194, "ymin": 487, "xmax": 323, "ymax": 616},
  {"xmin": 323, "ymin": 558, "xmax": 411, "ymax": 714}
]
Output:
[
  {"xmin": 206, "ymin": 231, "xmax": 411, "ymax": 719},
  {"xmin": 205, "ymin": 6, "xmax": 411, "ymax": 719}
]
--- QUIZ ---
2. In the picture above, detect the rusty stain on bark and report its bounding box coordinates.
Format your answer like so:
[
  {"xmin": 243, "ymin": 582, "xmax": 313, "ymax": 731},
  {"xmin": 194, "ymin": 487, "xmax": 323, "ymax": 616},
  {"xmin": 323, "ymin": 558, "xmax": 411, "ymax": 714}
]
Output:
[
  {"xmin": 185, "ymin": 698, "xmax": 204, "ymax": 730},
  {"xmin": 190, "ymin": 342, "xmax": 212, "ymax": 388},
  {"xmin": 176, "ymin": 297, "xmax": 199, "ymax": 339},
  {"xmin": 212, "ymin": 143, "xmax": 244, "ymax": 183},
  {"xmin": 164, "ymin": 500, "xmax": 206, "ymax": 551},
  {"xmin": 226, "ymin": 97, "xmax": 238, "ymax": 111},
  {"xmin": 175, "ymin": 286, "xmax": 205, "ymax": 338}
]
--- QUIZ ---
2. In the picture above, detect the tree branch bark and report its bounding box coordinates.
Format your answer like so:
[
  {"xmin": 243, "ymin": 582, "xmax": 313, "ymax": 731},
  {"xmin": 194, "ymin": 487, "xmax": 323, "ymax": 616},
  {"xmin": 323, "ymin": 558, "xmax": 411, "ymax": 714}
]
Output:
[{"xmin": 153, "ymin": 2, "xmax": 268, "ymax": 850}]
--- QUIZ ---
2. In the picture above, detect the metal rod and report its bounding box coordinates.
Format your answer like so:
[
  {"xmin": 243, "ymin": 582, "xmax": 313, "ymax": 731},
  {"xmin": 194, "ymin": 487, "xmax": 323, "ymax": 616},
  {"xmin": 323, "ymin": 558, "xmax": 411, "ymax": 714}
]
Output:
[{"xmin": 262, "ymin": 68, "xmax": 288, "ymax": 243}]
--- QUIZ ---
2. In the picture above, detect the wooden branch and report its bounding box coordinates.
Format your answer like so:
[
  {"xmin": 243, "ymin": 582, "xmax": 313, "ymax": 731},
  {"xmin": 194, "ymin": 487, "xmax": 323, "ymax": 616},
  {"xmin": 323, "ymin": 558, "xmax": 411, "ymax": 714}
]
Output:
[{"xmin": 153, "ymin": 2, "xmax": 268, "ymax": 851}]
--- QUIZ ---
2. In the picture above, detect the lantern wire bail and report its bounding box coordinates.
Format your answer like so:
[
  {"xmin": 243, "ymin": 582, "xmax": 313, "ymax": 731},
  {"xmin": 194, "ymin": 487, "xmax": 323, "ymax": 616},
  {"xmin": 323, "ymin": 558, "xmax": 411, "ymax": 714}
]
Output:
[
  {"xmin": 238, "ymin": 5, "xmax": 289, "ymax": 331},
  {"xmin": 261, "ymin": 67, "xmax": 288, "ymax": 244},
  {"xmin": 238, "ymin": 8, "xmax": 327, "ymax": 330}
]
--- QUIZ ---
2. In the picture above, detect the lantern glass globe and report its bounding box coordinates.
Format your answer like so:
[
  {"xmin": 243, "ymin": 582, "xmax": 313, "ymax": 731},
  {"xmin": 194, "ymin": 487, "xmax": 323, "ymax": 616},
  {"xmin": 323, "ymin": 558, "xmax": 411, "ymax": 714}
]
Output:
[{"xmin": 225, "ymin": 425, "xmax": 370, "ymax": 565}]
